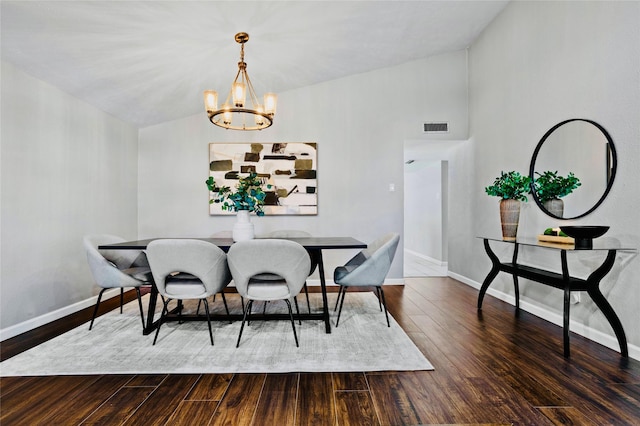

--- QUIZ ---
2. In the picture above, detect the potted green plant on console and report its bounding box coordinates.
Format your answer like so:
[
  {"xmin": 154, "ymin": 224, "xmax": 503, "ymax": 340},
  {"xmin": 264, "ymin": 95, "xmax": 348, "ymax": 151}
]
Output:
[
  {"xmin": 533, "ymin": 170, "xmax": 581, "ymax": 218},
  {"xmin": 206, "ymin": 172, "xmax": 271, "ymax": 241},
  {"xmin": 485, "ymin": 171, "xmax": 532, "ymax": 241}
]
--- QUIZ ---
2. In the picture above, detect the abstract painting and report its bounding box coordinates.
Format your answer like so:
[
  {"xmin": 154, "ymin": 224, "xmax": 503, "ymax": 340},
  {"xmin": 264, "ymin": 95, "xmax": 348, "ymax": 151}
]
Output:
[{"xmin": 209, "ymin": 142, "xmax": 318, "ymax": 215}]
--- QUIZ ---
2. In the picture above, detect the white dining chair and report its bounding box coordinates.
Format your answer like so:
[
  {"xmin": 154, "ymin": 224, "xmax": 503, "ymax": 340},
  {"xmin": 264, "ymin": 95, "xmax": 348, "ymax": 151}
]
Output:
[
  {"xmin": 227, "ymin": 239, "xmax": 311, "ymax": 347},
  {"xmin": 83, "ymin": 234, "xmax": 152, "ymax": 331},
  {"xmin": 333, "ymin": 233, "xmax": 400, "ymax": 327},
  {"xmin": 146, "ymin": 239, "xmax": 232, "ymax": 345},
  {"xmin": 263, "ymin": 230, "xmax": 318, "ymax": 313}
]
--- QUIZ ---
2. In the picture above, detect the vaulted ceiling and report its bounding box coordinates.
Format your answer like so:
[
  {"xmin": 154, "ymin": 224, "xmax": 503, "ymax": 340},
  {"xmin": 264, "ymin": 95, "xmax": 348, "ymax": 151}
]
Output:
[{"xmin": 1, "ymin": 1, "xmax": 508, "ymax": 128}]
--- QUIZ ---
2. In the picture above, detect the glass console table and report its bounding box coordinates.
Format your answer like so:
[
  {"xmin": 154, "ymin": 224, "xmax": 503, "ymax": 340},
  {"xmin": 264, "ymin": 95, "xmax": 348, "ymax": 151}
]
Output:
[{"xmin": 477, "ymin": 236, "xmax": 636, "ymax": 358}]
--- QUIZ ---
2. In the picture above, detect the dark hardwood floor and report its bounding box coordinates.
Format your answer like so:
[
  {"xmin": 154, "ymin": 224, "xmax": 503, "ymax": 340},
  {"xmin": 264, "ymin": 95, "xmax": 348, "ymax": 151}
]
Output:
[{"xmin": 2, "ymin": 277, "xmax": 640, "ymax": 425}]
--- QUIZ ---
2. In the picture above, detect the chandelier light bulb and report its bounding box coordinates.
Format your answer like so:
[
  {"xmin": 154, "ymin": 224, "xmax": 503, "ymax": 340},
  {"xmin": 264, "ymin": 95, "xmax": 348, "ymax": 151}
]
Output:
[{"xmin": 203, "ymin": 90, "xmax": 218, "ymax": 112}]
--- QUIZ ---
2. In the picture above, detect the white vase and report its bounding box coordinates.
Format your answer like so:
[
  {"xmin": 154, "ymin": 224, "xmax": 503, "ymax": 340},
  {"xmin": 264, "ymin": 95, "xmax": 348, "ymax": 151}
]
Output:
[{"xmin": 233, "ymin": 210, "xmax": 254, "ymax": 241}]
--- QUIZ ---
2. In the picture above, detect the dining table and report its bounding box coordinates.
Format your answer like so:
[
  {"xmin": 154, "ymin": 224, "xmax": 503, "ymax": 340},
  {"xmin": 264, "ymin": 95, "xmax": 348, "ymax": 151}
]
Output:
[{"xmin": 99, "ymin": 236, "xmax": 367, "ymax": 335}]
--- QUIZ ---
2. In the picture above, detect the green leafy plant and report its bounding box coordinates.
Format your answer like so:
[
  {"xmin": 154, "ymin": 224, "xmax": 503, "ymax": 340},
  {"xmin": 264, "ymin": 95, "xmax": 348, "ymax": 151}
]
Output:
[
  {"xmin": 534, "ymin": 171, "xmax": 581, "ymax": 203},
  {"xmin": 206, "ymin": 172, "xmax": 271, "ymax": 216},
  {"xmin": 485, "ymin": 171, "xmax": 532, "ymax": 202}
]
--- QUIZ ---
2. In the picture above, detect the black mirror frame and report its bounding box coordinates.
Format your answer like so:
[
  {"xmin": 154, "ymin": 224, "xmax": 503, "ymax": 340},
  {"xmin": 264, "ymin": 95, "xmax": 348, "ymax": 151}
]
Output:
[{"xmin": 529, "ymin": 118, "xmax": 617, "ymax": 220}]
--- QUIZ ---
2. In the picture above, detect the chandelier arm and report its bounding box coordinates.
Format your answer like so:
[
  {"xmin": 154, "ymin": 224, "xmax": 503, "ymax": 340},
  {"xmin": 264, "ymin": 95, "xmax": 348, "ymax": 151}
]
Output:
[{"xmin": 243, "ymin": 72, "xmax": 262, "ymax": 109}]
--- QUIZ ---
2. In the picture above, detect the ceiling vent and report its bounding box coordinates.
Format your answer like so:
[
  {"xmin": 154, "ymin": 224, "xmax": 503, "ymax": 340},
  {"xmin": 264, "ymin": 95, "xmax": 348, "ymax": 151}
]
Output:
[{"xmin": 423, "ymin": 122, "xmax": 449, "ymax": 133}]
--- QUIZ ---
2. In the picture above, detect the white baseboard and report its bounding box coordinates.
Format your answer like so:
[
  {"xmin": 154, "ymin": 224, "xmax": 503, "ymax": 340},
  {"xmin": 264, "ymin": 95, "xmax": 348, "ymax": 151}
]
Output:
[
  {"xmin": 405, "ymin": 249, "xmax": 447, "ymax": 267},
  {"xmin": 448, "ymin": 271, "xmax": 640, "ymax": 361},
  {"xmin": 0, "ymin": 288, "xmax": 121, "ymax": 342}
]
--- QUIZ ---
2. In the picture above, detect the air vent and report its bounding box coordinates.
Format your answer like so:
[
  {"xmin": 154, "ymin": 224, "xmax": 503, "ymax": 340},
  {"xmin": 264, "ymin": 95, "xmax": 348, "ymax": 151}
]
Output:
[{"xmin": 423, "ymin": 122, "xmax": 449, "ymax": 133}]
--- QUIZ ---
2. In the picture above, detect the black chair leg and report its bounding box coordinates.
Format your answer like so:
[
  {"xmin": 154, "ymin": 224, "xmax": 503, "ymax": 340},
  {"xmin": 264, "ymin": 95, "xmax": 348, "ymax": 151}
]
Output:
[
  {"xmin": 220, "ymin": 292, "xmax": 231, "ymax": 323},
  {"xmin": 335, "ymin": 286, "xmax": 347, "ymax": 327},
  {"xmin": 293, "ymin": 297, "xmax": 301, "ymax": 325},
  {"xmin": 285, "ymin": 299, "xmax": 299, "ymax": 347},
  {"xmin": 375, "ymin": 287, "xmax": 383, "ymax": 311},
  {"xmin": 334, "ymin": 285, "xmax": 344, "ymax": 311},
  {"xmin": 120, "ymin": 288, "xmax": 124, "ymax": 314},
  {"xmin": 202, "ymin": 298, "xmax": 214, "ymax": 345},
  {"xmin": 220, "ymin": 292, "xmax": 230, "ymax": 315},
  {"xmin": 153, "ymin": 297, "xmax": 170, "ymax": 345},
  {"xmin": 89, "ymin": 288, "xmax": 108, "ymax": 330},
  {"xmin": 135, "ymin": 287, "xmax": 146, "ymax": 332},
  {"xmin": 237, "ymin": 300, "xmax": 254, "ymax": 348},
  {"xmin": 303, "ymin": 283, "xmax": 311, "ymax": 313},
  {"xmin": 378, "ymin": 286, "xmax": 390, "ymax": 327},
  {"xmin": 196, "ymin": 299, "xmax": 202, "ymax": 315}
]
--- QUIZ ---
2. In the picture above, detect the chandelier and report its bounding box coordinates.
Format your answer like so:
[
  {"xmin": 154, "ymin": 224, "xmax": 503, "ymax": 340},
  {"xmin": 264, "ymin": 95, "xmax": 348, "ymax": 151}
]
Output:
[{"xmin": 204, "ymin": 32, "xmax": 277, "ymax": 131}]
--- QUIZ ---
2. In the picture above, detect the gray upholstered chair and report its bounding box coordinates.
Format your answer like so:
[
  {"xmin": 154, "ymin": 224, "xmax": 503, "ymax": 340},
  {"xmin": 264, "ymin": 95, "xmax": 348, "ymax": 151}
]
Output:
[
  {"xmin": 227, "ymin": 239, "xmax": 311, "ymax": 347},
  {"xmin": 333, "ymin": 233, "xmax": 400, "ymax": 327},
  {"xmin": 83, "ymin": 234, "xmax": 152, "ymax": 331},
  {"xmin": 263, "ymin": 230, "xmax": 318, "ymax": 313},
  {"xmin": 146, "ymin": 239, "xmax": 232, "ymax": 345}
]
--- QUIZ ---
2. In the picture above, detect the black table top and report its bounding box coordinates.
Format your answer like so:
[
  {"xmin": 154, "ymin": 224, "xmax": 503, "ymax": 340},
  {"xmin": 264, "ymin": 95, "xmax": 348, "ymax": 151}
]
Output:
[{"xmin": 99, "ymin": 236, "xmax": 367, "ymax": 251}]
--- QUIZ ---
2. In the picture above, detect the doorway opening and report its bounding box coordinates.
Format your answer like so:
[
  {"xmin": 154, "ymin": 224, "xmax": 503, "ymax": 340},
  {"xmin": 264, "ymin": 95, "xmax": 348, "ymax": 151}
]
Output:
[{"xmin": 403, "ymin": 159, "xmax": 448, "ymax": 277}]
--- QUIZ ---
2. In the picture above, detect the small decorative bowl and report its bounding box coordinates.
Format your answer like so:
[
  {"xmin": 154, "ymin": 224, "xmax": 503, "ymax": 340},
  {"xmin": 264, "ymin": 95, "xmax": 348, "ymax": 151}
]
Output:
[{"xmin": 560, "ymin": 226, "xmax": 609, "ymax": 249}]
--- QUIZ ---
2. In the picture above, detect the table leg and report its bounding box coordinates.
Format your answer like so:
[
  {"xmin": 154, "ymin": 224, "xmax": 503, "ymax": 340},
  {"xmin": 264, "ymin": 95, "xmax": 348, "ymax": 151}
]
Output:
[
  {"xmin": 561, "ymin": 250, "xmax": 571, "ymax": 357},
  {"xmin": 478, "ymin": 239, "xmax": 501, "ymax": 310},
  {"xmin": 142, "ymin": 285, "xmax": 159, "ymax": 335},
  {"xmin": 512, "ymin": 243, "xmax": 520, "ymax": 312},
  {"xmin": 314, "ymin": 249, "xmax": 332, "ymax": 334},
  {"xmin": 586, "ymin": 250, "xmax": 628, "ymax": 357},
  {"xmin": 563, "ymin": 286, "xmax": 571, "ymax": 357}
]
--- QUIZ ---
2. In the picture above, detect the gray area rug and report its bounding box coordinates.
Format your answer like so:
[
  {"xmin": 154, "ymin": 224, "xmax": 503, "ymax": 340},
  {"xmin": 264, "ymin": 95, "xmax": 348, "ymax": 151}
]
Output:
[{"xmin": 0, "ymin": 292, "xmax": 433, "ymax": 376}]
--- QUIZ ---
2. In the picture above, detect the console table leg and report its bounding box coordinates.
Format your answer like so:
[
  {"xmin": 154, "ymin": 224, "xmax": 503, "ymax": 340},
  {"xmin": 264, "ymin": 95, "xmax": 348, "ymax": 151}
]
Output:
[
  {"xmin": 563, "ymin": 286, "xmax": 571, "ymax": 357},
  {"xmin": 561, "ymin": 250, "xmax": 571, "ymax": 357},
  {"xmin": 588, "ymin": 287, "xmax": 628, "ymax": 357},
  {"xmin": 478, "ymin": 239, "xmax": 501, "ymax": 310},
  {"xmin": 586, "ymin": 250, "xmax": 627, "ymax": 357},
  {"xmin": 513, "ymin": 275, "xmax": 520, "ymax": 312}
]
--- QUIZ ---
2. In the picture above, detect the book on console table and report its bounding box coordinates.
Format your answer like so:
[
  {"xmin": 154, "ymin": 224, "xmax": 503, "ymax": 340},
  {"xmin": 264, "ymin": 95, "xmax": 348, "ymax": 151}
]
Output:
[{"xmin": 537, "ymin": 234, "xmax": 575, "ymax": 244}]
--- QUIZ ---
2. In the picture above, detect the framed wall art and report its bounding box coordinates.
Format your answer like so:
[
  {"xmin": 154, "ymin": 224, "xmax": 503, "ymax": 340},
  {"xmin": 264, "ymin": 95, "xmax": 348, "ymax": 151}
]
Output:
[{"xmin": 209, "ymin": 142, "xmax": 318, "ymax": 215}]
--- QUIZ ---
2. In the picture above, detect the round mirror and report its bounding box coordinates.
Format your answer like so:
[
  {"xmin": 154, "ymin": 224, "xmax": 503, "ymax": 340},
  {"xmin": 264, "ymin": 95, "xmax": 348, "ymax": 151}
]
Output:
[{"xmin": 529, "ymin": 118, "xmax": 616, "ymax": 219}]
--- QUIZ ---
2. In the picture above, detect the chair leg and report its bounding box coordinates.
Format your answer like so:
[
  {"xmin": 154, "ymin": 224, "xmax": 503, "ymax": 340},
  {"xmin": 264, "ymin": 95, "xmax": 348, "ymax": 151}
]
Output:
[
  {"xmin": 153, "ymin": 298, "xmax": 170, "ymax": 345},
  {"xmin": 220, "ymin": 292, "xmax": 230, "ymax": 315},
  {"xmin": 303, "ymin": 283, "xmax": 311, "ymax": 313},
  {"xmin": 196, "ymin": 299, "xmax": 202, "ymax": 315},
  {"xmin": 220, "ymin": 292, "xmax": 231, "ymax": 323},
  {"xmin": 135, "ymin": 287, "xmax": 146, "ymax": 332},
  {"xmin": 285, "ymin": 299, "xmax": 299, "ymax": 347},
  {"xmin": 120, "ymin": 288, "xmax": 124, "ymax": 314},
  {"xmin": 293, "ymin": 297, "xmax": 301, "ymax": 325},
  {"xmin": 89, "ymin": 288, "xmax": 108, "ymax": 330},
  {"xmin": 334, "ymin": 285, "xmax": 344, "ymax": 312},
  {"xmin": 378, "ymin": 286, "xmax": 390, "ymax": 327},
  {"xmin": 236, "ymin": 300, "xmax": 254, "ymax": 348},
  {"xmin": 375, "ymin": 287, "xmax": 383, "ymax": 311},
  {"xmin": 202, "ymin": 298, "xmax": 214, "ymax": 346},
  {"xmin": 335, "ymin": 286, "xmax": 347, "ymax": 327}
]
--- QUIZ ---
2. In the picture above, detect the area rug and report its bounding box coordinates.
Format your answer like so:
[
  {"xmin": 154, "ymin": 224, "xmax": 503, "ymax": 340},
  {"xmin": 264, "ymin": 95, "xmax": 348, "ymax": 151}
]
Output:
[{"xmin": 0, "ymin": 293, "xmax": 433, "ymax": 376}]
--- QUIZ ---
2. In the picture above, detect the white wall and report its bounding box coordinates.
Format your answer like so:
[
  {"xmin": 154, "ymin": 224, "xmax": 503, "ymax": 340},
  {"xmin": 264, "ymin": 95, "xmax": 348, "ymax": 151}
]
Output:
[
  {"xmin": 138, "ymin": 50, "xmax": 470, "ymax": 280},
  {"xmin": 459, "ymin": 1, "xmax": 640, "ymax": 352},
  {"xmin": 0, "ymin": 62, "xmax": 139, "ymax": 335}
]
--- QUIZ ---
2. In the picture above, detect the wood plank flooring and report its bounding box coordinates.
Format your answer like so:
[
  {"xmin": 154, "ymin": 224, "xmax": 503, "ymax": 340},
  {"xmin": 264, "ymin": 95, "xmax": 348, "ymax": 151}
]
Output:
[{"xmin": 2, "ymin": 277, "xmax": 640, "ymax": 425}]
